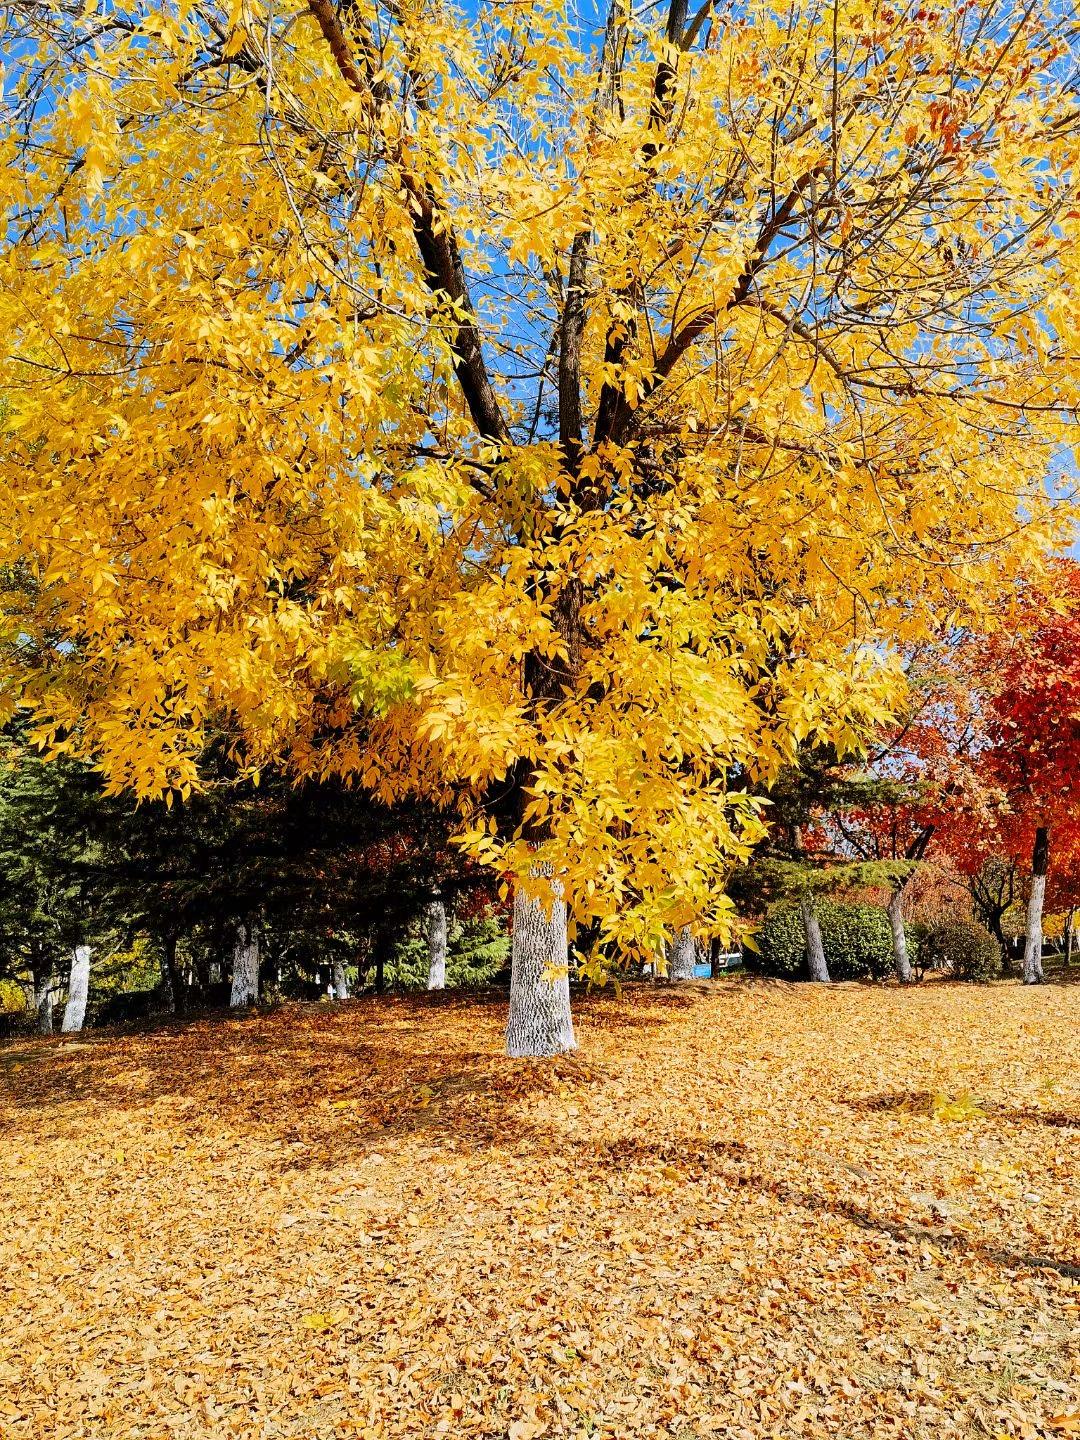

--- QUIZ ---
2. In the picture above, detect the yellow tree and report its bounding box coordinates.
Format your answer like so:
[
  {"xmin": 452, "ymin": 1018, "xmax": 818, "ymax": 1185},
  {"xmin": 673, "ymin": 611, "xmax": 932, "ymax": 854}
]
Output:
[{"xmin": 1, "ymin": 0, "xmax": 1076, "ymax": 1053}]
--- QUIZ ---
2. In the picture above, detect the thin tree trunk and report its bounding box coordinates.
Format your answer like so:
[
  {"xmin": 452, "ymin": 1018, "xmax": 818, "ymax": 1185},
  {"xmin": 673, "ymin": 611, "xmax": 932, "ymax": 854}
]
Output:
[
  {"xmin": 800, "ymin": 891, "xmax": 830, "ymax": 983},
  {"xmin": 887, "ymin": 886, "xmax": 912, "ymax": 984},
  {"xmin": 31, "ymin": 952, "xmax": 55, "ymax": 1035},
  {"xmin": 61, "ymin": 945, "xmax": 92, "ymax": 1033},
  {"xmin": 230, "ymin": 922, "xmax": 261, "ymax": 1006},
  {"xmin": 709, "ymin": 936, "xmax": 724, "ymax": 979},
  {"xmin": 161, "ymin": 932, "xmax": 184, "ymax": 1015},
  {"xmin": 1066, "ymin": 908, "xmax": 1075, "ymax": 969},
  {"xmin": 425, "ymin": 897, "xmax": 448, "ymax": 991},
  {"xmin": 1023, "ymin": 826, "xmax": 1048, "ymax": 984},
  {"xmin": 506, "ymin": 868, "xmax": 576, "ymax": 1058},
  {"xmin": 667, "ymin": 925, "xmax": 696, "ymax": 981},
  {"xmin": 331, "ymin": 960, "xmax": 349, "ymax": 1000}
]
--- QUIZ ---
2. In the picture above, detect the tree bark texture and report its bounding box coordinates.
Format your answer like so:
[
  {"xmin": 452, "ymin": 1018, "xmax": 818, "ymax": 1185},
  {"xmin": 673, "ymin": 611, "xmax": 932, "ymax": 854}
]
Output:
[
  {"xmin": 801, "ymin": 892, "xmax": 830, "ymax": 983},
  {"xmin": 667, "ymin": 925, "xmax": 697, "ymax": 981},
  {"xmin": 331, "ymin": 960, "xmax": 350, "ymax": 1000},
  {"xmin": 1023, "ymin": 826, "xmax": 1049, "ymax": 984},
  {"xmin": 230, "ymin": 922, "xmax": 260, "ymax": 1006},
  {"xmin": 506, "ymin": 870, "xmax": 576, "ymax": 1058},
  {"xmin": 61, "ymin": 945, "xmax": 92, "ymax": 1033},
  {"xmin": 425, "ymin": 897, "xmax": 448, "ymax": 991},
  {"xmin": 887, "ymin": 887, "xmax": 912, "ymax": 984}
]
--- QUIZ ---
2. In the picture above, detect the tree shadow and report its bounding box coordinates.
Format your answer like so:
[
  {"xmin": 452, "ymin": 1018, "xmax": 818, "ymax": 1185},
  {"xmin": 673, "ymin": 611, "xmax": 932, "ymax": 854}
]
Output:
[
  {"xmin": 0, "ymin": 993, "xmax": 611, "ymax": 1174},
  {"xmin": 571, "ymin": 1130, "xmax": 1080, "ymax": 1281}
]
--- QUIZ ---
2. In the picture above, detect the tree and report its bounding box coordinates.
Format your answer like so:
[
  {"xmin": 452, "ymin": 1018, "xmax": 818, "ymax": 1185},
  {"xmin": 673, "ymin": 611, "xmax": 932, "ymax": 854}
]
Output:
[
  {"xmin": 941, "ymin": 565, "xmax": 1080, "ymax": 980},
  {"xmin": 667, "ymin": 926, "xmax": 697, "ymax": 982},
  {"xmin": 60, "ymin": 945, "xmax": 92, "ymax": 1032},
  {"xmin": 425, "ymin": 897, "xmax": 448, "ymax": 992},
  {"xmin": 2, "ymin": 1, "xmax": 1077, "ymax": 1052}
]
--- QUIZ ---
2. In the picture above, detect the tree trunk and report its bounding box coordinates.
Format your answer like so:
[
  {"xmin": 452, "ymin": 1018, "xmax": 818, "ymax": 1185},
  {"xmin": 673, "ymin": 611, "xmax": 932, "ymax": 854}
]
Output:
[
  {"xmin": 800, "ymin": 891, "xmax": 830, "ymax": 983},
  {"xmin": 1023, "ymin": 826, "xmax": 1048, "ymax": 984},
  {"xmin": 1065, "ymin": 908, "xmax": 1075, "ymax": 969},
  {"xmin": 506, "ymin": 869, "xmax": 576, "ymax": 1058},
  {"xmin": 230, "ymin": 922, "xmax": 261, "ymax": 1006},
  {"xmin": 887, "ymin": 886, "xmax": 912, "ymax": 984},
  {"xmin": 667, "ymin": 925, "xmax": 697, "ymax": 981},
  {"xmin": 709, "ymin": 936, "xmax": 724, "ymax": 979},
  {"xmin": 31, "ymin": 952, "xmax": 55, "ymax": 1035},
  {"xmin": 161, "ymin": 932, "xmax": 184, "ymax": 1015},
  {"xmin": 331, "ymin": 960, "xmax": 349, "ymax": 1000},
  {"xmin": 61, "ymin": 945, "xmax": 92, "ymax": 1033},
  {"xmin": 425, "ymin": 897, "xmax": 448, "ymax": 991}
]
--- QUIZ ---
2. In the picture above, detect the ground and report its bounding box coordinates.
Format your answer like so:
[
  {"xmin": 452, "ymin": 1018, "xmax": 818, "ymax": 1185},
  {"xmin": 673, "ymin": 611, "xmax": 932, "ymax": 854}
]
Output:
[{"xmin": 1, "ymin": 980, "xmax": 1078, "ymax": 1440}]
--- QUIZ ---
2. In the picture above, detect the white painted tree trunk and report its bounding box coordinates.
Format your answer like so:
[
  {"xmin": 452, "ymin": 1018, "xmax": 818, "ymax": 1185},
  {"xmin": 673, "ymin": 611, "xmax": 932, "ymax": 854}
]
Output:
[
  {"xmin": 667, "ymin": 925, "xmax": 697, "ymax": 981},
  {"xmin": 230, "ymin": 922, "xmax": 260, "ymax": 1006},
  {"xmin": 61, "ymin": 945, "xmax": 92, "ymax": 1033},
  {"xmin": 887, "ymin": 888, "xmax": 912, "ymax": 984},
  {"xmin": 425, "ymin": 897, "xmax": 448, "ymax": 991},
  {"xmin": 1023, "ymin": 826, "xmax": 1048, "ymax": 985},
  {"xmin": 33, "ymin": 968, "xmax": 55, "ymax": 1035},
  {"xmin": 506, "ymin": 870, "xmax": 576, "ymax": 1058},
  {"xmin": 800, "ymin": 891, "xmax": 830, "ymax": 983},
  {"xmin": 331, "ymin": 961, "xmax": 349, "ymax": 1000}
]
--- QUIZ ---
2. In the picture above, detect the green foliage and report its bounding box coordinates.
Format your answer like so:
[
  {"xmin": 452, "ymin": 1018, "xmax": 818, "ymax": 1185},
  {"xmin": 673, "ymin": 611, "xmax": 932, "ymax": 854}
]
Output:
[
  {"xmin": 88, "ymin": 936, "xmax": 163, "ymax": 1007},
  {"xmin": 0, "ymin": 977, "xmax": 26, "ymax": 1013},
  {"xmin": 387, "ymin": 909, "xmax": 509, "ymax": 989},
  {"xmin": 921, "ymin": 919, "xmax": 1002, "ymax": 982},
  {"xmin": 758, "ymin": 899, "xmax": 912, "ymax": 981}
]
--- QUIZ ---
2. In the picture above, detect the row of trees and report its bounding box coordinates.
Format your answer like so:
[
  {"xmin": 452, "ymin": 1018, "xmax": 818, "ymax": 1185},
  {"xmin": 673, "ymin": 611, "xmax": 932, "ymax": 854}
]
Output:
[
  {"xmin": 1, "ymin": 0, "xmax": 1078, "ymax": 1052},
  {"xmin": 0, "ymin": 728, "xmax": 513, "ymax": 1032}
]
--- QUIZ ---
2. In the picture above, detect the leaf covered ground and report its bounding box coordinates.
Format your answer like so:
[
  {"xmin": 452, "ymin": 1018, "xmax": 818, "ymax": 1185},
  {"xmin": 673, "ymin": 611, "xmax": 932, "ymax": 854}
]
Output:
[{"xmin": 1, "ymin": 980, "xmax": 1078, "ymax": 1440}]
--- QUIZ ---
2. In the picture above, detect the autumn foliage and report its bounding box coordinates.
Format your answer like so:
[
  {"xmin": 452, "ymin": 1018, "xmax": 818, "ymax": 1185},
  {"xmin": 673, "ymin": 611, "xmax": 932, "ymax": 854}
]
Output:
[{"xmin": 2, "ymin": 0, "xmax": 1078, "ymax": 987}]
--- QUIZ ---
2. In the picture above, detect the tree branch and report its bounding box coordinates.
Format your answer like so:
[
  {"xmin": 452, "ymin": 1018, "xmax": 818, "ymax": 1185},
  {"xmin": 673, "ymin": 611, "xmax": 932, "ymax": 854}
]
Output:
[{"xmin": 305, "ymin": 0, "xmax": 511, "ymax": 444}]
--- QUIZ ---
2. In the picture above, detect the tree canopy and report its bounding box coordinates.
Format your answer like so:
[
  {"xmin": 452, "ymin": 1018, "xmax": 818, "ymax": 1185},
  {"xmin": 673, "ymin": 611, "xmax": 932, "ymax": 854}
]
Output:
[{"xmin": 2, "ymin": 0, "xmax": 1078, "ymax": 982}]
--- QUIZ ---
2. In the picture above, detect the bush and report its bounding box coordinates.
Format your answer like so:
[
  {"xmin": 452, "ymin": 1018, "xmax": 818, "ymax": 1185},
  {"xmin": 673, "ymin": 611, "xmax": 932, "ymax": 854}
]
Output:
[
  {"xmin": 0, "ymin": 978, "xmax": 27, "ymax": 1014},
  {"xmin": 757, "ymin": 900, "xmax": 914, "ymax": 981},
  {"xmin": 921, "ymin": 919, "xmax": 1002, "ymax": 981}
]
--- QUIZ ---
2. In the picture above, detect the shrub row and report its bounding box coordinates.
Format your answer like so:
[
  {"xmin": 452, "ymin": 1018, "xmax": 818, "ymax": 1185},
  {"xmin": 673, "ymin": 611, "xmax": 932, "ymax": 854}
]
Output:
[{"xmin": 755, "ymin": 902, "xmax": 1001, "ymax": 982}]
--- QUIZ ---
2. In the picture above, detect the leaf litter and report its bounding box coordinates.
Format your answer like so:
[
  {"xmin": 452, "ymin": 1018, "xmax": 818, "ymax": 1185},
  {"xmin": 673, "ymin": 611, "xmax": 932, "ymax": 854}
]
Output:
[{"xmin": 1, "ymin": 979, "xmax": 1077, "ymax": 1439}]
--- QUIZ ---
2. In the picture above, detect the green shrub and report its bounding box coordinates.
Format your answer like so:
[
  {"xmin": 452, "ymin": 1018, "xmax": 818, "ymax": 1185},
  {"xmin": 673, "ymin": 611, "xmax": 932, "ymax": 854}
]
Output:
[
  {"xmin": 757, "ymin": 899, "xmax": 913, "ymax": 981},
  {"xmin": 921, "ymin": 919, "xmax": 1002, "ymax": 981},
  {"xmin": 0, "ymin": 978, "xmax": 27, "ymax": 1014}
]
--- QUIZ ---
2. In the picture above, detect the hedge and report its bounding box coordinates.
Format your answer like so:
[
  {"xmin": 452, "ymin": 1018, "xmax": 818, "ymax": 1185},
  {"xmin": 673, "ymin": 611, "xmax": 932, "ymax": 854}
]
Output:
[{"xmin": 757, "ymin": 899, "xmax": 916, "ymax": 981}]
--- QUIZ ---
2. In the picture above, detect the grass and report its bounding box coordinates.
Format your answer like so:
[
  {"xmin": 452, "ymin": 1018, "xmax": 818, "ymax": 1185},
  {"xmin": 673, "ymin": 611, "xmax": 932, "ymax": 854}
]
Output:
[{"xmin": 1, "ymin": 978, "xmax": 1078, "ymax": 1439}]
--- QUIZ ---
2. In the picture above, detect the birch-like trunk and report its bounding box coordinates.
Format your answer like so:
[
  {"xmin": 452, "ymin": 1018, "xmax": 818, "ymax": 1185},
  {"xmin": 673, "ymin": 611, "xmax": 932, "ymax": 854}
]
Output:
[
  {"xmin": 1023, "ymin": 826, "xmax": 1049, "ymax": 985},
  {"xmin": 229, "ymin": 922, "xmax": 261, "ymax": 1006},
  {"xmin": 887, "ymin": 887, "xmax": 912, "ymax": 984},
  {"xmin": 33, "ymin": 963, "xmax": 56, "ymax": 1035},
  {"xmin": 331, "ymin": 960, "xmax": 349, "ymax": 1000},
  {"xmin": 425, "ymin": 897, "xmax": 448, "ymax": 991},
  {"xmin": 667, "ymin": 925, "xmax": 697, "ymax": 981},
  {"xmin": 506, "ymin": 869, "xmax": 576, "ymax": 1058},
  {"xmin": 61, "ymin": 945, "xmax": 92, "ymax": 1033},
  {"xmin": 800, "ymin": 891, "xmax": 830, "ymax": 983}
]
